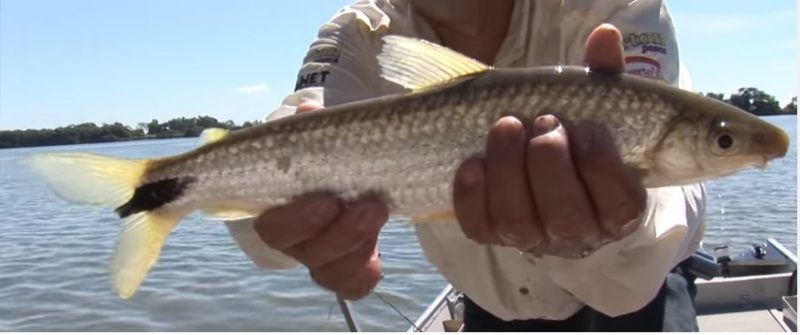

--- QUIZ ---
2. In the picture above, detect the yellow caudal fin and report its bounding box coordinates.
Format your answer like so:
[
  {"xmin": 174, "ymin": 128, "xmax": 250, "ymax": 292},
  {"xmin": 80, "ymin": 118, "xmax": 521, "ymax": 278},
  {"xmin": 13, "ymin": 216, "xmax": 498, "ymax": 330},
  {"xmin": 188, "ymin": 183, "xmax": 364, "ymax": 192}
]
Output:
[
  {"xmin": 112, "ymin": 211, "xmax": 180, "ymax": 299},
  {"xmin": 22, "ymin": 152, "xmax": 178, "ymax": 299},
  {"xmin": 198, "ymin": 127, "xmax": 230, "ymax": 146},
  {"xmin": 22, "ymin": 152, "xmax": 148, "ymax": 207},
  {"xmin": 377, "ymin": 35, "xmax": 490, "ymax": 92}
]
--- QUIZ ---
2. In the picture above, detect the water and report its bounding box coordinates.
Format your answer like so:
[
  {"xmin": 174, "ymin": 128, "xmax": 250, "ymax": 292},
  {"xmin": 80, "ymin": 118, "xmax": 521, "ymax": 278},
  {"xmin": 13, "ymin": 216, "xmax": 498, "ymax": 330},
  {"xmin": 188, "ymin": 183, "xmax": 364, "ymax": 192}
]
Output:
[{"xmin": 0, "ymin": 116, "xmax": 795, "ymax": 331}]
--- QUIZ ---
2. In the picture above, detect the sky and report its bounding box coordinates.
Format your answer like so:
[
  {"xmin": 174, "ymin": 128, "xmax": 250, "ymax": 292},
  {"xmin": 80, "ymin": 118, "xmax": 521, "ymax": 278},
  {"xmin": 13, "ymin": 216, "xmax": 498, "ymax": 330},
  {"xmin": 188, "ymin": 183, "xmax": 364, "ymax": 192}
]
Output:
[{"xmin": 0, "ymin": 0, "xmax": 797, "ymax": 130}]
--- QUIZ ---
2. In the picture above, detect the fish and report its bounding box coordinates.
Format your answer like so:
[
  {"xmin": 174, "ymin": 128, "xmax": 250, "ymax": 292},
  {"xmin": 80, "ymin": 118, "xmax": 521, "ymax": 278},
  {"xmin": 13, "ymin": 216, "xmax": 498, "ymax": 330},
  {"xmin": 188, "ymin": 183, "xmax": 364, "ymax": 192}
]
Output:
[{"xmin": 23, "ymin": 35, "xmax": 789, "ymax": 299}]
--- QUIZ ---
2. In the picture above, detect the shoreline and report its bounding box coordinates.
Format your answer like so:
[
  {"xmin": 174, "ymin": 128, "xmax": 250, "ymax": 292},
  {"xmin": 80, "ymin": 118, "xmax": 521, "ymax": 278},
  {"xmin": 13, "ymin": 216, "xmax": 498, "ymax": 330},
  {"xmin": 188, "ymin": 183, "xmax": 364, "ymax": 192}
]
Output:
[
  {"xmin": 1, "ymin": 114, "xmax": 794, "ymax": 150},
  {"xmin": 0, "ymin": 134, "xmax": 197, "ymax": 150}
]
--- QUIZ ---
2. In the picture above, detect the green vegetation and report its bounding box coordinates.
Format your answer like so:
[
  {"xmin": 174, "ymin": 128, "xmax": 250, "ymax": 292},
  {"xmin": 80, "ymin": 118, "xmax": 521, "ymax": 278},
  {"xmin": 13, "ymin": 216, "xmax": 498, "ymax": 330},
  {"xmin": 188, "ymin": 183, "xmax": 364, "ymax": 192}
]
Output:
[
  {"xmin": 1, "ymin": 87, "xmax": 796, "ymax": 149},
  {"xmin": 701, "ymin": 88, "xmax": 796, "ymax": 116},
  {"xmin": 0, "ymin": 116, "xmax": 261, "ymax": 149}
]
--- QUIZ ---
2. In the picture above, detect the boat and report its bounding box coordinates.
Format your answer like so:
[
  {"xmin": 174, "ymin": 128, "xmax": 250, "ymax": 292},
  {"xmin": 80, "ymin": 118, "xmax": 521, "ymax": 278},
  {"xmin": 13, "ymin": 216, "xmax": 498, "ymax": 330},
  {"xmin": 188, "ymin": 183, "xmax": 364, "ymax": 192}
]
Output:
[{"xmin": 400, "ymin": 238, "xmax": 797, "ymax": 332}]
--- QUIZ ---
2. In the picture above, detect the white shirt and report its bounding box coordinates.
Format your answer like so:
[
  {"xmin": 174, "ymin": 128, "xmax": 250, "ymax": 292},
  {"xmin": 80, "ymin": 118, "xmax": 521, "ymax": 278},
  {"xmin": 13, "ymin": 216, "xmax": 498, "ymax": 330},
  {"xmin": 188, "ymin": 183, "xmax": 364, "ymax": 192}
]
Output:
[{"xmin": 226, "ymin": 0, "xmax": 706, "ymax": 321}]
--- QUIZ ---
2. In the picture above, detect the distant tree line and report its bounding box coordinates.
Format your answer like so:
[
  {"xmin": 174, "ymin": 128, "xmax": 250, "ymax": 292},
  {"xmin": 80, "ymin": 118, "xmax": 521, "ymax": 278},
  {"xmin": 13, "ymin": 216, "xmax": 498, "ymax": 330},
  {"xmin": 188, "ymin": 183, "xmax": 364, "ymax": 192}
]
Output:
[
  {"xmin": 0, "ymin": 116, "xmax": 262, "ymax": 149},
  {"xmin": 1, "ymin": 87, "xmax": 796, "ymax": 149},
  {"xmin": 700, "ymin": 88, "xmax": 796, "ymax": 116}
]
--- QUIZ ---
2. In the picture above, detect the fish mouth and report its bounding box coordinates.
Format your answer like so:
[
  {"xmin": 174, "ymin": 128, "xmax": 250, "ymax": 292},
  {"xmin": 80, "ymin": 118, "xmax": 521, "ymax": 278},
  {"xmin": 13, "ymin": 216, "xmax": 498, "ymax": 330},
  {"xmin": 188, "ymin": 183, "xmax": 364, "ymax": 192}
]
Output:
[
  {"xmin": 753, "ymin": 127, "xmax": 790, "ymax": 162},
  {"xmin": 754, "ymin": 157, "xmax": 768, "ymax": 170},
  {"xmin": 774, "ymin": 128, "xmax": 790, "ymax": 159}
]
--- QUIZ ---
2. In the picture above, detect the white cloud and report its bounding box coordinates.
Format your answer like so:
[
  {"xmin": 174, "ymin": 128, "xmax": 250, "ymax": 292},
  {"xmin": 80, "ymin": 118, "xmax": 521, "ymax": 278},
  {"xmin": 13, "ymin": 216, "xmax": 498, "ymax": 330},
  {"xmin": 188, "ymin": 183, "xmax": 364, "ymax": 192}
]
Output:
[
  {"xmin": 234, "ymin": 83, "xmax": 269, "ymax": 94},
  {"xmin": 770, "ymin": 61, "xmax": 796, "ymax": 72}
]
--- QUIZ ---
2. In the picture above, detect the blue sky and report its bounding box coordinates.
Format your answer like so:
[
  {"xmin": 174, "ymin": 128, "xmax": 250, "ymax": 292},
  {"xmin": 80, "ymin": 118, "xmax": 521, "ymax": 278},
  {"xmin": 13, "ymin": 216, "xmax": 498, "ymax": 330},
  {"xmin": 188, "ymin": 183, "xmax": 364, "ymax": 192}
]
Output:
[{"xmin": 0, "ymin": 0, "xmax": 796, "ymax": 130}]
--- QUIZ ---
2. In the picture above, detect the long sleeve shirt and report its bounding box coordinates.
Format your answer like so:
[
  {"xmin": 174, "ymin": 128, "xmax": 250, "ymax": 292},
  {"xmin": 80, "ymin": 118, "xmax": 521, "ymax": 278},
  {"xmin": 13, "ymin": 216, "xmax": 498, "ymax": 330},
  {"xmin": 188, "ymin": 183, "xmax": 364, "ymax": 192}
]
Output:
[{"xmin": 226, "ymin": 0, "xmax": 706, "ymax": 321}]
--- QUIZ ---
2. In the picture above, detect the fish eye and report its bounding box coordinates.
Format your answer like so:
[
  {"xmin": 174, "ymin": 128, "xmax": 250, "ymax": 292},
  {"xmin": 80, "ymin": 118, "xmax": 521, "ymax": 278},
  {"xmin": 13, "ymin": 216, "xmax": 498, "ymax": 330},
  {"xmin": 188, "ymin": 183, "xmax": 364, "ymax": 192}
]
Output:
[
  {"xmin": 708, "ymin": 120, "xmax": 743, "ymax": 156},
  {"xmin": 708, "ymin": 129, "xmax": 746, "ymax": 156},
  {"xmin": 717, "ymin": 133, "xmax": 734, "ymax": 150}
]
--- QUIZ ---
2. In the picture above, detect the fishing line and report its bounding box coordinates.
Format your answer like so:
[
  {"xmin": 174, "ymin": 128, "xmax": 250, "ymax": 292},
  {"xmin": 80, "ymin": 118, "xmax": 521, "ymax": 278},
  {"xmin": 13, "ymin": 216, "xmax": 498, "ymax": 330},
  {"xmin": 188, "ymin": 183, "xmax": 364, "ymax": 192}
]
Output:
[{"xmin": 373, "ymin": 291, "xmax": 422, "ymax": 332}]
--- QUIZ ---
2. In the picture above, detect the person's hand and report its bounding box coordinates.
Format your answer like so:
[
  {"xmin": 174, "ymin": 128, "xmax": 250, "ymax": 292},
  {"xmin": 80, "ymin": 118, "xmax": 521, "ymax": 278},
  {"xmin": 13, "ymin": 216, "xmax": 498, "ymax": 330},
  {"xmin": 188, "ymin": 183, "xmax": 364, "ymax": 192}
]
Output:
[
  {"xmin": 452, "ymin": 23, "xmax": 647, "ymax": 258},
  {"xmin": 254, "ymin": 101, "xmax": 389, "ymax": 300}
]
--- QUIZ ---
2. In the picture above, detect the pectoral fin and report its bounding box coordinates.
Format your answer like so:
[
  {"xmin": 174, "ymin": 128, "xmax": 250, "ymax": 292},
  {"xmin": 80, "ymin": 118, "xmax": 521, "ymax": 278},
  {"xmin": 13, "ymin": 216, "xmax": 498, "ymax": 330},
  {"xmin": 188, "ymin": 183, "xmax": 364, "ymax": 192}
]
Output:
[
  {"xmin": 202, "ymin": 207, "xmax": 261, "ymax": 221},
  {"xmin": 198, "ymin": 127, "xmax": 230, "ymax": 146}
]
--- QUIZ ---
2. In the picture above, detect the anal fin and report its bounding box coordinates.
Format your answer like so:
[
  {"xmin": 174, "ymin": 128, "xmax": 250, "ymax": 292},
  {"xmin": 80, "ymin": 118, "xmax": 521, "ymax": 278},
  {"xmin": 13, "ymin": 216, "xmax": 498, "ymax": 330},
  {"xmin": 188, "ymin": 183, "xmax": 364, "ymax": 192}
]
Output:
[{"xmin": 111, "ymin": 210, "xmax": 181, "ymax": 299}]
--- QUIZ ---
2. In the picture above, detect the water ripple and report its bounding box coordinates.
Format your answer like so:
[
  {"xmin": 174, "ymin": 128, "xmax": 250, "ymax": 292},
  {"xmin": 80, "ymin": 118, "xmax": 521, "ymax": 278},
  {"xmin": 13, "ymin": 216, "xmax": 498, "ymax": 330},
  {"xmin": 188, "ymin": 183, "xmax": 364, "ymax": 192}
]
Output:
[{"xmin": 0, "ymin": 117, "xmax": 794, "ymax": 331}]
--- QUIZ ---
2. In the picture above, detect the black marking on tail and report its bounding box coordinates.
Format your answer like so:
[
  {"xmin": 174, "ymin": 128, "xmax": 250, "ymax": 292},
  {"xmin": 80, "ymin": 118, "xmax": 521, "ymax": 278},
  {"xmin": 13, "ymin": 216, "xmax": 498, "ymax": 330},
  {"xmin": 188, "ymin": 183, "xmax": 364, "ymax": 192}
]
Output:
[{"xmin": 115, "ymin": 177, "xmax": 196, "ymax": 218}]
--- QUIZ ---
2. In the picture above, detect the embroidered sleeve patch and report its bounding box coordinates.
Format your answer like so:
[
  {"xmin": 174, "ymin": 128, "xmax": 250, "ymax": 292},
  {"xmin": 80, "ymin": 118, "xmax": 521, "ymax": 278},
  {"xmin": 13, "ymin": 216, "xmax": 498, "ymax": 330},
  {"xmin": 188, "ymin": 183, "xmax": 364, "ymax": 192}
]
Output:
[
  {"xmin": 294, "ymin": 69, "xmax": 331, "ymax": 91},
  {"xmin": 303, "ymin": 46, "xmax": 341, "ymax": 64}
]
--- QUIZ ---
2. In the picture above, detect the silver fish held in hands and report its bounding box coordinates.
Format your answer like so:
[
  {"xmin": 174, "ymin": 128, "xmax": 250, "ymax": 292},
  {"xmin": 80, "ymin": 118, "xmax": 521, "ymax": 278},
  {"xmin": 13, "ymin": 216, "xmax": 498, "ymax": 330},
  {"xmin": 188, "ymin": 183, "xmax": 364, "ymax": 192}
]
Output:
[{"xmin": 24, "ymin": 35, "xmax": 789, "ymax": 299}]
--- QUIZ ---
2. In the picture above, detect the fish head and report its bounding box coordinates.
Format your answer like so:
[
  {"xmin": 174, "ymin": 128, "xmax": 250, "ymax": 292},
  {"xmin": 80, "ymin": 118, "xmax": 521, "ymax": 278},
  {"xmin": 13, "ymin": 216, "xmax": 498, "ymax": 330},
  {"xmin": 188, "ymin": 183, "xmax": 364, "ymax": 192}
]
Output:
[{"xmin": 643, "ymin": 98, "xmax": 789, "ymax": 187}]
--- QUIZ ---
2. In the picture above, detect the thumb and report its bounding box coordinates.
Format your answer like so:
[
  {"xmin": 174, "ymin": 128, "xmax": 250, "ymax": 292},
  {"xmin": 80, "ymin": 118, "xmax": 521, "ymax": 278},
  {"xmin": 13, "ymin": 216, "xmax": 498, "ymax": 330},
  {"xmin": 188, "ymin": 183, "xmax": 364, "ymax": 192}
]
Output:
[{"xmin": 584, "ymin": 23, "xmax": 626, "ymax": 74}]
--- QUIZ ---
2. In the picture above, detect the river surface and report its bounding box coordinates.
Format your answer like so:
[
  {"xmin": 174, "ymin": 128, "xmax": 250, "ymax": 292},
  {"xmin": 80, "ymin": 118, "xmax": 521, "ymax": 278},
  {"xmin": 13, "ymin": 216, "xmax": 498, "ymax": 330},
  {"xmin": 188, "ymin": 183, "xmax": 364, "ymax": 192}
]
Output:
[{"xmin": 0, "ymin": 115, "xmax": 795, "ymax": 331}]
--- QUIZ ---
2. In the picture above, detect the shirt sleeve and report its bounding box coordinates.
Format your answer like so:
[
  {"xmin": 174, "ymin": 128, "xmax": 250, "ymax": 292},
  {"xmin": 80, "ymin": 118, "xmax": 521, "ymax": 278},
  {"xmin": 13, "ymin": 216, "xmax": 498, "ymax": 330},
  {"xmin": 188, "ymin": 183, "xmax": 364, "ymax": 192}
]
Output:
[
  {"xmin": 226, "ymin": 1, "xmax": 396, "ymax": 269},
  {"xmin": 539, "ymin": 0, "xmax": 707, "ymax": 316},
  {"xmin": 267, "ymin": 1, "xmax": 398, "ymax": 121}
]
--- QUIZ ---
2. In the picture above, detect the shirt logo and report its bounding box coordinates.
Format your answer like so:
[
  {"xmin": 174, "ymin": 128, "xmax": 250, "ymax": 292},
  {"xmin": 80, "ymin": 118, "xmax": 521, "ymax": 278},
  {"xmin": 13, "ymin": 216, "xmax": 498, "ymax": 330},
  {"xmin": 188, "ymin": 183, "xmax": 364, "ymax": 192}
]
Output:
[
  {"xmin": 295, "ymin": 70, "xmax": 331, "ymax": 91},
  {"xmin": 624, "ymin": 32, "xmax": 667, "ymax": 55},
  {"xmin": 625, "ymin": 56, "xmax": 666, "ymax": 82}
]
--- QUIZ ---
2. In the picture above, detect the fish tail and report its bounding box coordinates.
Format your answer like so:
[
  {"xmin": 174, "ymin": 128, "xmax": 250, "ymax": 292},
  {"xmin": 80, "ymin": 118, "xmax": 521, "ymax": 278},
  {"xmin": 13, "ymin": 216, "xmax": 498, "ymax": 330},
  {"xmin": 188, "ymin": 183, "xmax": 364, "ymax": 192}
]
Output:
[
  {"xmin": 22, "ymin": 152, "xmax": 181, "ymax": 298},
  {"xmin": 112, "ymin": 210, "xmax": 180, "ymax": 298},
  {"xmin": 22, "ymin": 152, "xmax": 148, "ymax": 207}
]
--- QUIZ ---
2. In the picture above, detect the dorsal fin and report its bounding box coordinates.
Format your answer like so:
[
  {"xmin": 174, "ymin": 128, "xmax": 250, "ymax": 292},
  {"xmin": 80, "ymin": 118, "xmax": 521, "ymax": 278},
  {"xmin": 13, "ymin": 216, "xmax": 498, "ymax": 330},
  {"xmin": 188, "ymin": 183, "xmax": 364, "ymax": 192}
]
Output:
[
  {"xmin": 377, "ymin": 35, "xmax": 490, "ymax": 91},
  {"xmin": 198, "ymin": 128, "xmax": 230, "ymax": 146}
]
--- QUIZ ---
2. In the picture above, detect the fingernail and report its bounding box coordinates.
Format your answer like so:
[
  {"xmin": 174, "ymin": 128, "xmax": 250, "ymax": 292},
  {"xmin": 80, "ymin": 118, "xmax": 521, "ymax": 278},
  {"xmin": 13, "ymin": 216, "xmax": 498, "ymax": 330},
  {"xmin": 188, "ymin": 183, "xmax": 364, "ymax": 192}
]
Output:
[
  {"xmin": 597, "ymin": 23, "xmax": 618, "ymax": 32},
  {"xmin": 498, "ymin": 232, "xmax": 526, "ymax": 248},
  {"xmin": 495, "ymin": 117, "xmax": 526, "ymax": 145},
  {"xmin": 520, "ymin": 239, "xmax": 545, "ymax": 255},
  {"xmin": 532, "ymin": 115, "xmax": 560, "ymax": 136}
]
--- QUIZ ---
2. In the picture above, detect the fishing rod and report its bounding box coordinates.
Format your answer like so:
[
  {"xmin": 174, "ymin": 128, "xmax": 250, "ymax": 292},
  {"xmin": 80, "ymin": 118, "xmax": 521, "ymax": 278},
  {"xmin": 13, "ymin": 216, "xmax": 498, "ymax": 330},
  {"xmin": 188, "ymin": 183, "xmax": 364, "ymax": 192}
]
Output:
[{"xmin": 336, "ymin": 294, "xmax": 362, "ymax": 332}]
